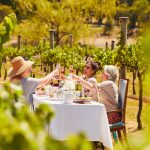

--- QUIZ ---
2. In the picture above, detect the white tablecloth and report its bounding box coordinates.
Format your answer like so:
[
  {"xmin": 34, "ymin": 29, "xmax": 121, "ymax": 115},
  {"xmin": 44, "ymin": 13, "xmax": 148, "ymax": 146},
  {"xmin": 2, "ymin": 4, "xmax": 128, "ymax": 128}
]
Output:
[{"xmin": 33, "ymin": 95, "xmax": 113, "ymax": 149}]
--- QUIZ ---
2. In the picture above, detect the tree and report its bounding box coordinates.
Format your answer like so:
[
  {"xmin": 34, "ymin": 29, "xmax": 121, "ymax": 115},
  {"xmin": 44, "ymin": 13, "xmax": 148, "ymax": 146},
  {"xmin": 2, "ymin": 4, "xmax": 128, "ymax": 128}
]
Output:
[
  {"xmin": 125, "ymin": 40, "xmax": 150, "ymax": 129},
  {"xmin": 0, "ymin": 13, "xmax": 16, "ymax": 50},
  {"xmin": 94, "ymin": 0, "xmax": 117, "ymax": 26},
  {"xmin": 13, "ymin": 0, "xmax": 118, "ymax": 45},
  {"xmin": 0, "ymin": 0, "xmax": 12, "ymax": 5},
  {"xmin": 129, "ymin": 0, "xmax": 150, "ymax": 28},
  {"xmin": 0, "ymin": 13, "xmax": 16, "ymax": 77},
  {"xmin": 13, "ymin": 0, "xmax": 94, "ymax": 45},
  {"xmin": 0, "ymin": 5, "xmax": 13, "ymax": 22}
]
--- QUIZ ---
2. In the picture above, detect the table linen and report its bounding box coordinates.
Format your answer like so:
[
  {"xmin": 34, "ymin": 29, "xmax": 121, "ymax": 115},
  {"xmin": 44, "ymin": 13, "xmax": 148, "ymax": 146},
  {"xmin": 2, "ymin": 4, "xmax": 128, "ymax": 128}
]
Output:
[{"xmin": 33, "ymin": 95, "xmax": 113, "ymax": 149}]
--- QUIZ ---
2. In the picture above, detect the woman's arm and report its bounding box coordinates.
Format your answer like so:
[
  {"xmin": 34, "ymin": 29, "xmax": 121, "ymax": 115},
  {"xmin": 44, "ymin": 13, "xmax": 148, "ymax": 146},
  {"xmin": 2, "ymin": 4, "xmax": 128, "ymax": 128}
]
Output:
[
  {"xmin": 72, "ymin": 74, "xmax": 95, "ymax": 91},
  {"xmin": 37, "ymin": 69, "xmax": 59, "ymax": 87}
]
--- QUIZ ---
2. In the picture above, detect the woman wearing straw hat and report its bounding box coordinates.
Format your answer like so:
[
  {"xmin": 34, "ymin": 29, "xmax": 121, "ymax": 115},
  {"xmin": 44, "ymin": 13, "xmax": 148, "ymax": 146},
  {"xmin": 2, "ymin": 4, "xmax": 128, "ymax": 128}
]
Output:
[
  {"xmin": 8, "ymin": 56, "xmax": 59, "ymax": 107},
  {"xmin": 72, "ymin": 65, "xmax": 121, "ymax": 124}
]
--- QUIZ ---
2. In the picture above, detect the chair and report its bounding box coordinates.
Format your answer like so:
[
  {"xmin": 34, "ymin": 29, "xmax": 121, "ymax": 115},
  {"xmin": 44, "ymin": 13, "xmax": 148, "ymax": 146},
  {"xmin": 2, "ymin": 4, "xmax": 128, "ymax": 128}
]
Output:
[{"xmin": 109, "ymin": 79, "xmax": 129, "ymax": 142}]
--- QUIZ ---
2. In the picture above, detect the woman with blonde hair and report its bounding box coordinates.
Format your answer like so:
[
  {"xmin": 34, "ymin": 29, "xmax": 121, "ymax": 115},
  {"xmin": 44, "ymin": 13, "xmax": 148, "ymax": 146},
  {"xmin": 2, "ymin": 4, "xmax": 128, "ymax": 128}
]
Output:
[
  {"xmin": 72, "ymin": 65, "xmax": 121, "ymax": 124},
  {"xmin": 8, "ymin": 56, "xmax": 59, "ymax": 106}
]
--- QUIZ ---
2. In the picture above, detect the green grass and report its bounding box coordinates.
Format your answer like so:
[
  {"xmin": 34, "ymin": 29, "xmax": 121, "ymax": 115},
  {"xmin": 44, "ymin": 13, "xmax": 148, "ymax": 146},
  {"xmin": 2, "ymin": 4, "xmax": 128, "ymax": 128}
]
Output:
[
  {"xmin": 127, "ymin": 71, "xmax": 150, "ymax": 98},
  {"xmin": 126, "ymin": 98, "xmax": 150, "ymax": 132}
]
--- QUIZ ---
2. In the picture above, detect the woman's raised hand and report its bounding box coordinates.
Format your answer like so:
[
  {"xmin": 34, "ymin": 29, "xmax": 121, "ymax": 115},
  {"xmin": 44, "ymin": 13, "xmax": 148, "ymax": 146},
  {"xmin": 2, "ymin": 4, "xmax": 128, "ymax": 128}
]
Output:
[
  {"xmin": 52, "ymin": 68, "xmax": 66, "ymax": 80},
  {"xmin": 51, "ymin": 69, "xmax": 60, "ymax": 77},
  {"xmin": 71, "ymin": 74, "xmax": 80, "ymax": 81},
  {"xmin": 59, "ymin": 73, "xmax": 66, "ymax": 80}
]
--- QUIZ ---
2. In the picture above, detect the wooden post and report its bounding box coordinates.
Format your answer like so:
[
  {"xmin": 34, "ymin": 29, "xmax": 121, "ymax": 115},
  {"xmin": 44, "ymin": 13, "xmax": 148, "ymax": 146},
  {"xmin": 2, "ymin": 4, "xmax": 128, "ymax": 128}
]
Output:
[
  {"xmin": 17, "ymin": 34, "xmax": 21, "ymax": 50},
  {"xmin": 44, "ymin": 66, "xmax": 47, "ymax": 72},
  {"xmin": 69, "ymin": 34, "xmax": 73, "ymax": 48},
  {"xmin": 105, "ymin": 42, "xmax": 108, "ymax": 50},
  {"xmin": 43, "ymin": 38, "xmax": 46, "ymax": 47},
  {"xmin": 119, "ymin": 17, "xmax": 129, "ymax": 48},
  {"xmin": 111, "ymin": 40, "xmax": 115, "ymax": 50},
  {"xmin": 24, "ymin": 38, "xmax": 28, "ymax": 46},
  {"xmin": 119, "ymin": 17, "xmax": 129, "ymax": 79},
  {"xmin": 32, "ymin": 74, "xmax": 35, "ymax": 78},
  {"xmin": 49, "ymin": 29, "xmax": 55, "ymax": 49}
]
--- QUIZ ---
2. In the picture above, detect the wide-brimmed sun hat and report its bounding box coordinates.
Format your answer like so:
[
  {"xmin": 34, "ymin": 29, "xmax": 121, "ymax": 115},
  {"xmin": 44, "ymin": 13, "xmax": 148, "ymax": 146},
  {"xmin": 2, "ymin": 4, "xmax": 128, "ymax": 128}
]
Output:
[{"xmin": 8, "ymin": 56, "xmax": 34, "ymax": 78}]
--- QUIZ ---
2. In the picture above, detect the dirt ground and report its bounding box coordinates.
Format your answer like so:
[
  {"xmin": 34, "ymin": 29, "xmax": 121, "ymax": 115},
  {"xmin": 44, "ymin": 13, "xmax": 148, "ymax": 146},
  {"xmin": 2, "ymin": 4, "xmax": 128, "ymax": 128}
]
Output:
[{"xmin": 89, "ymin": 36, "xmax": 135, "ymax": 48}]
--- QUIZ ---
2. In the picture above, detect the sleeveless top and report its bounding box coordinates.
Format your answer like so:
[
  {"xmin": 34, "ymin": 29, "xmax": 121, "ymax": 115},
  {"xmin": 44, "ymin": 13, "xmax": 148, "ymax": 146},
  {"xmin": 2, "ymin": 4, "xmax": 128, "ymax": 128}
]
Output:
[{"xmin": 82, "ymin": 76, "xmax": 98, "ymax": 100}]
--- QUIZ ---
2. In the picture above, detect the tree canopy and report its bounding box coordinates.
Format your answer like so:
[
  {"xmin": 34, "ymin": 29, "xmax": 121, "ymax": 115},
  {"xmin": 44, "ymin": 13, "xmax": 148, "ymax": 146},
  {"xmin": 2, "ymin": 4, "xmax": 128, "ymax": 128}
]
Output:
[{"xmin": 10, "ymin": 0, "xmax": 117, "ymax": 44}]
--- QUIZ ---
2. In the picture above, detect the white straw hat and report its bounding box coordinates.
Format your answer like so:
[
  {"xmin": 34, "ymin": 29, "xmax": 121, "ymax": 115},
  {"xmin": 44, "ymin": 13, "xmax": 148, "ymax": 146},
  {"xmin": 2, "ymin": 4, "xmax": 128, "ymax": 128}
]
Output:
[{"xmin": 8, "ymin": 56, "xmax": 34, "ymax": 78}]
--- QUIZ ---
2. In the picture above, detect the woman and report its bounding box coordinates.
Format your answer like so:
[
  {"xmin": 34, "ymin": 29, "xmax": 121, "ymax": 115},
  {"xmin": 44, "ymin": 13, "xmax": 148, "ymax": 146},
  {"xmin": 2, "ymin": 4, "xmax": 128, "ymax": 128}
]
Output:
[
  {"xmin": 81, "ymin": 61, "xmax": 99, "ymax": 100},
  {"xmin": 8, "ymin": 56, "xmax": 59, "ymax": 106},
  {"xmin": 72, "ymin": 65, "xmax": 121, "ymax": 124}
]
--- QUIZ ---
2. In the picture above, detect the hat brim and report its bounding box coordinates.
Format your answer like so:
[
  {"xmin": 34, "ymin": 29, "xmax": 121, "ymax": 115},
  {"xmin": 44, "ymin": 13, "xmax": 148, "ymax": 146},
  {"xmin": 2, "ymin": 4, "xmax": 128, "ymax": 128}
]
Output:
[{"xmin": 8, "ymin": 60, "xmax": 34, "ymax": 78}]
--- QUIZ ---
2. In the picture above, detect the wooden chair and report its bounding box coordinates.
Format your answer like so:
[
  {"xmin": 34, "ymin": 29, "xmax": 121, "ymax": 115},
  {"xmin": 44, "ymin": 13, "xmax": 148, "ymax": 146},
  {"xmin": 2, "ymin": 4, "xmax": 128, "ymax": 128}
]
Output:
[{"xmin": 109, "ymin": 79, "xmax": 130, "ymax": 141}]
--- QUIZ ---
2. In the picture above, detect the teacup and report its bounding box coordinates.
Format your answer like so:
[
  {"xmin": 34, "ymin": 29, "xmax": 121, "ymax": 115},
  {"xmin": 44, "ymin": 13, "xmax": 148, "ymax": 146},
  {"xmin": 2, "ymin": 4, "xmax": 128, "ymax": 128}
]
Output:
[
  {"xmin": 63, "ymin": 93, "xmax": 74, "ymax": 104},
  {"xmin": 52, "ymin": 86, "xmax": 59, "ymax": 93},
  {"xmin": 44, "ymin": 85, "xmax": 52, "ymax": 95}
]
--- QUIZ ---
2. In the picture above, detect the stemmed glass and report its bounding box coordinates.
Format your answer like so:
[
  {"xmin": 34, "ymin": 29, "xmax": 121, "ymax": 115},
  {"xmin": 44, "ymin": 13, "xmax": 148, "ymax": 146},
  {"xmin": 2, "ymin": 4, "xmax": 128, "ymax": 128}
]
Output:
[
  {"xmin": 60, "ymin": 66, "xmax": 65, "ymax": 75},
  {"xmin": 69, "ymin": 65, "xmax": 74, "ymax": 74},
  {"xmin": 51, "ymin": 63, "xmax": 61, "ymax": 86}
]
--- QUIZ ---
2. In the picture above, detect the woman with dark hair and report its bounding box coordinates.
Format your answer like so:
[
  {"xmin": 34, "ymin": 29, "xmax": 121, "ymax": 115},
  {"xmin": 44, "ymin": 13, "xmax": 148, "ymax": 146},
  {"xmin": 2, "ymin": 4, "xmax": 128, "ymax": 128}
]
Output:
[{"xmin": 81, "ymin": 61, "xmax": 99, "ymax": 100}]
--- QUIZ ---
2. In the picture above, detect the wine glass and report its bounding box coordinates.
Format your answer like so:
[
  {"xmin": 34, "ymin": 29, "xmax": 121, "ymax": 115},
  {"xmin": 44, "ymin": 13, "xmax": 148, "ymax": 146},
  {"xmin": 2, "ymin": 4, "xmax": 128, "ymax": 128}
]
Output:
[
  {"xmin": 69, "ymin": 65, "xmax": 74, "ymax": 74},
  {"xmin": 60, "ymin": 66, "xmax": 65, "ymax": 75}
]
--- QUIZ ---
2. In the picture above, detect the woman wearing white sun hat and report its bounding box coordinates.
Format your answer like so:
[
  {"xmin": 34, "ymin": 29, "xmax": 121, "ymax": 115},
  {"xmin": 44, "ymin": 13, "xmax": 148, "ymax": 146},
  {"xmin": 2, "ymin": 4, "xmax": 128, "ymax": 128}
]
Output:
[{"xmin": 8, "ymin": 56, "xmax": 59, "ymax": 107}]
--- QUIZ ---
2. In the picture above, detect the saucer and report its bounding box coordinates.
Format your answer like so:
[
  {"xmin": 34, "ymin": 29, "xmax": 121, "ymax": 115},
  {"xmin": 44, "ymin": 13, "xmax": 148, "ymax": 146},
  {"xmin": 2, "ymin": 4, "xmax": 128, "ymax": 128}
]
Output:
[{"xmin": 73, "ymin": 100, "xmax": 91, "ymax": 104}]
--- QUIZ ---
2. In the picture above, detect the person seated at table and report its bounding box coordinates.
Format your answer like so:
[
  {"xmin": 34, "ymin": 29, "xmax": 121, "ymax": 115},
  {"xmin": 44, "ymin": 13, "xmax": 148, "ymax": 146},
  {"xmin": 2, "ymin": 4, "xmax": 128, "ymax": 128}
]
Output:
[
  {"xmin": 81, "ymin": 61, "xmax": 99, "ymax": 100},
  {"xmin": 72, "ymin": 65, "xmax": 121, "ymax": 124},
  {"xmin": 8, "ymin": 56, "xmax": 59, "ymax": 106}
]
